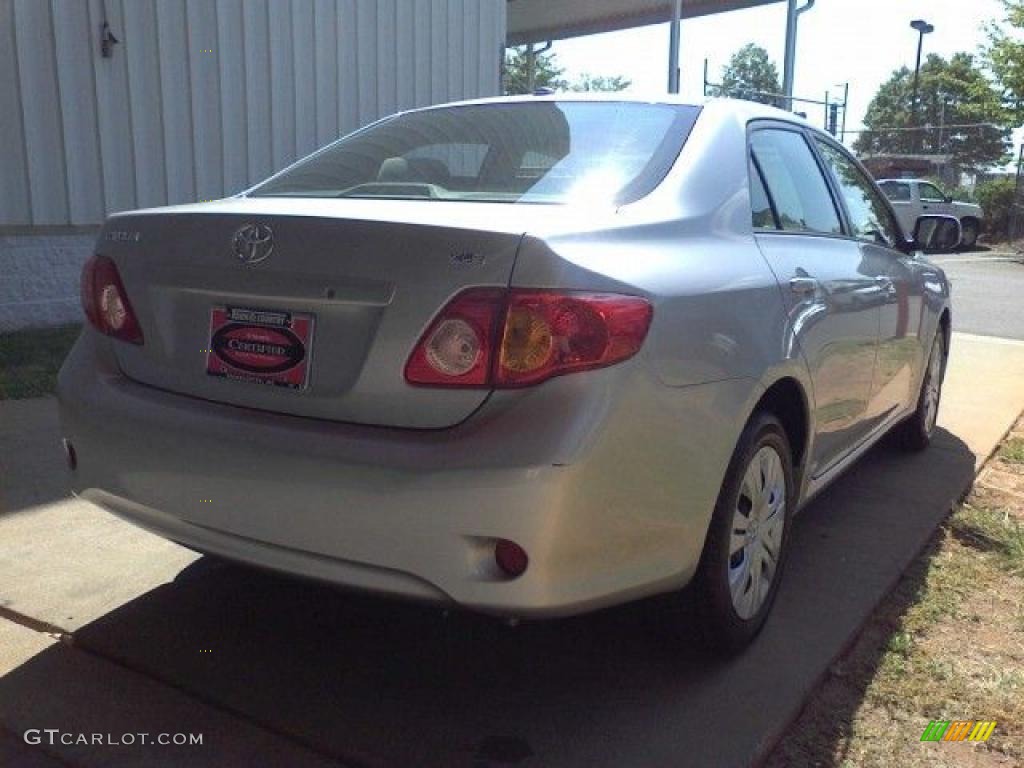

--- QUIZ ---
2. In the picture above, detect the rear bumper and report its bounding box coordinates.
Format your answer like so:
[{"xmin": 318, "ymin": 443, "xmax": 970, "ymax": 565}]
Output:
[{"xmin": 58, "ymin": 329, "xmax": 756, "ymax": 618}]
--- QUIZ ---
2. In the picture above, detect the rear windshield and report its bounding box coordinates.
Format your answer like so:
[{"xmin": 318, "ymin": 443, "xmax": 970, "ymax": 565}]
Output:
[{"xmin": 248, "ymin": 102, "xmax": 700, "ymax": 206}]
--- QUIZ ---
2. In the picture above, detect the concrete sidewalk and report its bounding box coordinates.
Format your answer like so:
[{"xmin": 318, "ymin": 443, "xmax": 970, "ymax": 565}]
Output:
[{"xmin": 1, "ymin": 332, "xmax": 1023, "ymax": 767}]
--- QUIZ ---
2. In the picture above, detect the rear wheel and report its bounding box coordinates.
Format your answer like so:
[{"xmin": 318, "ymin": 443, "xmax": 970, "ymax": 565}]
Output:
[
  {"xmin": 959, "ymin": 218, "xmax": 979, "ymax": 249},
  {"xmin": 894, "ymin": 330, "xmax": 946, "ymax": 451},
  {"xmin": 690, "ymin": 412, "xmax": 795, "ymax": 655}
]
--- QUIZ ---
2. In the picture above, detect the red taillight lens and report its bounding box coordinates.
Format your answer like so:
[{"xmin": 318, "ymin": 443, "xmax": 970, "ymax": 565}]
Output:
[
  {"xmin": 80, "ymin": 255, "xmax": 143, "ymax": 344},
  {"xmin": 404, "ymin": 288, "xmax": 651, "ymax": 388},
  {"xmin": 496, "ymin": 292, "xmax": 652, "ymax": 387}
]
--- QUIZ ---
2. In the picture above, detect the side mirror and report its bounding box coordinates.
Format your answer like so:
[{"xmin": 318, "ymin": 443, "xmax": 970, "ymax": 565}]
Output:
[
  {"xmin": 912, "ymin": 215, "xmax": 961, "ymax": 254},
  {"xmin": 944, "ymin": 195, "xmax": 953, "ymax": 204}
]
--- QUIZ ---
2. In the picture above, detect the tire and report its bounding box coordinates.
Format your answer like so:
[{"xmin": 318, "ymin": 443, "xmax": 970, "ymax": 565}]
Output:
[
  {"xmin": 959, "ymin": 219, "xmax": 978, "ymax": 249},
  {"xmin": 894, "ymin": 330, "xmax": 946, "ymax": 452},
  {"xmin": 690, "ymin": 412, "xmax": 795, "ymax": 655}
]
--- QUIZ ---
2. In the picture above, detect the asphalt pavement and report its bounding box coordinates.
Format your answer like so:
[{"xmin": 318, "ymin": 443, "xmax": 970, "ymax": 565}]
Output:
[{"xmin": 930, "ymin": 249, "xmax": 1024, "ymax": 340}]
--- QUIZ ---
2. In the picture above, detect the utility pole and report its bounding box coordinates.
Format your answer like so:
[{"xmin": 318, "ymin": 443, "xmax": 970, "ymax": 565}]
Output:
[
  {"xmin": 936, "ymin": 99, "xmax": 946, "ymax": 154},
  {"xmin": 522, "ymin": 41, "xmax": 553, "ymax": 93},
  {"xmin": 840, "ymin": 82, "xmax": 850, "ymax": 142}
]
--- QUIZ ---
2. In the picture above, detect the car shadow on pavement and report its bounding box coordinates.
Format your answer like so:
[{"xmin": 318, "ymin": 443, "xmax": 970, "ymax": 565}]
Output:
[{"xmin": 0, "ymin": 428, "xmax": 976, "ymax": 768}]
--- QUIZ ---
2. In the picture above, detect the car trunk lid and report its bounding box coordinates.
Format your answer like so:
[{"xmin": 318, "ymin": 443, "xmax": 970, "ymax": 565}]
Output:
[{"xmin": 100, "ymin": 198, "xmax": 527, "ymax": 428}]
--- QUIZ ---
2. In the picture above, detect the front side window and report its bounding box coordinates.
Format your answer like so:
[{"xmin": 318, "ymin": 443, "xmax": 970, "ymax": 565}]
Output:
[
  {"xmin": 250, "ymin": 102, "xmax": 701, "ymax": 206},
  {"xmin": 814, "ymin": 140, "xmax": 901, "ymax": 246},
  {"xmin": 919, "ymin": 182, "xmax": 947, "ymax": 202},
  {"xmin": 749, "ymin": 129, "xmax": 842, "ymax": 235},
  {"xmin": 879, "ymin": 181, "xmax": 912, "ymax": 202}
]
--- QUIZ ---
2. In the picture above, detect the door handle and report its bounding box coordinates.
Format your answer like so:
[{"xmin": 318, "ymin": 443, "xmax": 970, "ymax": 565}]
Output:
[
  {"xmin": 789, "ymin": 276, "xmax": 819, "ymax": 295},
  {"xmin": 875, "ymin": 276, "xmax": 896, "ymax": 296}
]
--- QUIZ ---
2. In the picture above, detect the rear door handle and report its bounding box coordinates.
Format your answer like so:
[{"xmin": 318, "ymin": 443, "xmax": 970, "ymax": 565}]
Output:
[{"xmin": 789, "ymin": 276, "xmax": 819, "ymax": 295}]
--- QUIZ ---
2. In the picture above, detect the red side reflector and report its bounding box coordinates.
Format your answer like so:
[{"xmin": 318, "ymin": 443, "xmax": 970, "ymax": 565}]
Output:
[{"xmin": 495, "ymin": 539, "xmax": 529, "ymax": 578}]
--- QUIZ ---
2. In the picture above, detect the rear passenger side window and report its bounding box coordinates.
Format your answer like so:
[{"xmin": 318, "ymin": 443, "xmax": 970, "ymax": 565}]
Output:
[
  {"xmin": 750, "ymin": 130, "xmax": 842, "ymax": 235},
  {"xmin": 880, "ymin": 181, "xmax": 911, "ymax": 202}
]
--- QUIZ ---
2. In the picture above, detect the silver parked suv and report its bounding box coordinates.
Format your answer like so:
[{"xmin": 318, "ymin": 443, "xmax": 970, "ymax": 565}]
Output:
[{"xmin": 58, "ymin": 97, "xmax": 958, "ymax": 652}]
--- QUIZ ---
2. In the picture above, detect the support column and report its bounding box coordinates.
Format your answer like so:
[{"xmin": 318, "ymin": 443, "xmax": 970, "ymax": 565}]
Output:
[
  {"xmin": 782, "ymin": 0, "xmax": 815, "ymax": 110},
  {"xmin": 668, "ymin": 0, "xmax": 682, "ymax": 94},
  {"xmin": 782, "ymin": 0, "xmax": 798, "ymax": 109}
]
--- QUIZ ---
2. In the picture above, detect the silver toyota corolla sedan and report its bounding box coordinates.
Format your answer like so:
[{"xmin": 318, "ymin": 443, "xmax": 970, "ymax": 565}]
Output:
[{"xmin": 58, "ymin": 96, "xmax": 957, "ymax": 652}]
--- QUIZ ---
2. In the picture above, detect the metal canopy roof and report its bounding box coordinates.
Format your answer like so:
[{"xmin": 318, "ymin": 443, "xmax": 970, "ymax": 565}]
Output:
[{"xmin": 507, "ymin": 0, "xmax": 786, "ymax": 46}]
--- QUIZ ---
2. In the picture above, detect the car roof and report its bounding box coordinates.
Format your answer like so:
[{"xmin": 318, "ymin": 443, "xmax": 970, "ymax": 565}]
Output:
[{"xmin": 393, "ymin": 92, "xmax": 815, "ymax": 130}]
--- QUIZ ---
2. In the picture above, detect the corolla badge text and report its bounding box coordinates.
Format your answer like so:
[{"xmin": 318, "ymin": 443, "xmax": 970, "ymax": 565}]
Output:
[{"xmin": 105, "ymin": 230, "xmax": 141, "ymax": 243}]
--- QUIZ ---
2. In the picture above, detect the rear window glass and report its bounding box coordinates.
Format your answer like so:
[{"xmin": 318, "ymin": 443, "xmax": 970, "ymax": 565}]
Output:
[{"xmin": 249, "ymin": 102, "xmax": 701, "ymax": 206}]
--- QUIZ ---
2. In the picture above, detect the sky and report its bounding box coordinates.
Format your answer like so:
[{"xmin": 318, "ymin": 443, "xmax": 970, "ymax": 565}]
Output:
[{"xmin": 548, "ymin": 0, "xmax": 1022, "ymax": 158}]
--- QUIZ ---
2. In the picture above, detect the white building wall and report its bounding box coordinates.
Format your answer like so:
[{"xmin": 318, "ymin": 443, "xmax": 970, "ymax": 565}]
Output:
[{"xmin": 0, "ymin": 0, "xmax": 506, "ymax": 228}]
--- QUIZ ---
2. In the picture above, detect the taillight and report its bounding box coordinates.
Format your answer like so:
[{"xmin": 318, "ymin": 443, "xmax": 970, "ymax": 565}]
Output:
[
  {"xmin": 496, "ymin": 291, "xmax": 652, "ymax": 387},
  {"xmin": 80, "ymin": 255, "xmax": 144, "ymax": 344},
  {"xmin": 404, "ymin": 288, "xmax": 505, "ymax": 387},
  {"xmin": 404, "ymin": 288, "xmax": 651, "ymax": 388}
]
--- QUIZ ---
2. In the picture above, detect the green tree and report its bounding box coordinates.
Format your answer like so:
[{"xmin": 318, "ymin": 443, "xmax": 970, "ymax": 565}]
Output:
[
  {"xmin": 852, "ymin": 53, "xmax": 1012, "ymax": 173},
  {"xmin": 503, "ymin": 45, "xmax": 566, "ymax": 95},
  {"xmin": 569, "ymin": 73, "xmax": 632, "ymax": 92},
  {"xmin": 710, "ymin": 44, "xmax": 782, "ymax": 105},
  {"xmin": 985, "ymin": 0, "xmax": 1024, "ymax": 120}
]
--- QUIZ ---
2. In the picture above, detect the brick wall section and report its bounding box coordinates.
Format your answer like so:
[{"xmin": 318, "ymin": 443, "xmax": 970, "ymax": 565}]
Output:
[{"xmin": 0, "ymin": 233, "xmax": 97, "ymax": 332}]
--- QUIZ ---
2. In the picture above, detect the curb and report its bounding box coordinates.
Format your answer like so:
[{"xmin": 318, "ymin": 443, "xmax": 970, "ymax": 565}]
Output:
[{"xmin": 752, "ymin": 406, "xmax": 1024, "ymax": 768}]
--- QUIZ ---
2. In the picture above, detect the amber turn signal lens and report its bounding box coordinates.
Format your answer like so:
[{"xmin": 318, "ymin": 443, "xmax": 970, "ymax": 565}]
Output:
[{"xmin": 500, "ymin": 307, "xmax": 553, "ymax": 374}]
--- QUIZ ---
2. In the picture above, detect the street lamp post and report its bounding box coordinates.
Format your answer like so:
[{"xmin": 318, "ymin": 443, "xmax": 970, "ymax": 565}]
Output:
[{"xmin": 910, "ymin": 19, "xmax": 934, "ymax": 152}]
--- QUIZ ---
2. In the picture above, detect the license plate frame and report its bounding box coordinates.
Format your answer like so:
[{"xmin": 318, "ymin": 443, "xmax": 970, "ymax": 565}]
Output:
[{"xmin": 205, "ymin": 306, "xmax": 315, "ymax": 391}]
